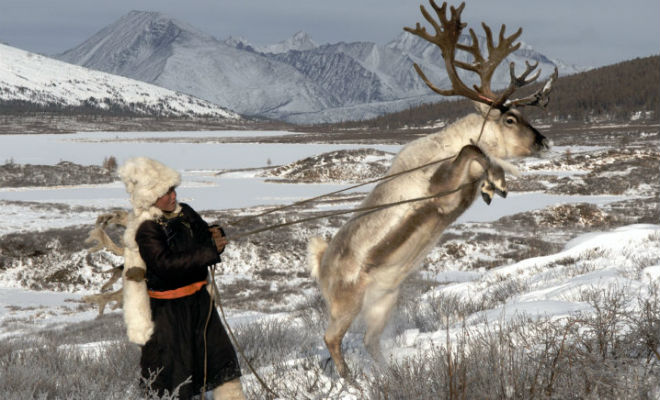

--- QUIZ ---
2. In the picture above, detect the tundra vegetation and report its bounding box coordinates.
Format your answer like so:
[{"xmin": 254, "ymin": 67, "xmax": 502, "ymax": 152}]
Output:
[{"xmin": 1, "ymin": 279, "xmax": 659, "ymax": 399}]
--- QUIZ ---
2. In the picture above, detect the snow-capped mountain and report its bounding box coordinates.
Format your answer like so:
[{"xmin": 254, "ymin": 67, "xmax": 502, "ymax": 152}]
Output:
[
  {"xmin": 261, "ymin": 31, "xmax": 319, "ymax": 54},
  {"xmin": 0, "ymin": 43, "xmax": 239, "ymax": 119},
  {"xmin": 57, "ymin": 11, "xmax": 333, "ymax": 121},
  {"xmin": 223, "ymin": 31, "xmax": 317, "ymax": 54},
  {"xmin": 56, "ymin": 11, "xmax": 586, "ymax": 124}
]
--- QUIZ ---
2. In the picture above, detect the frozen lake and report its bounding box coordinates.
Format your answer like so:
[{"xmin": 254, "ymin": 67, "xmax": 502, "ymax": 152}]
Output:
[
  {"xmin": 0, "ymin": 130, "xmax": 623, "ymax": 233},
  {"xmin": 0, "ymin": 130, "xmax": 397, "ymax": 211}
]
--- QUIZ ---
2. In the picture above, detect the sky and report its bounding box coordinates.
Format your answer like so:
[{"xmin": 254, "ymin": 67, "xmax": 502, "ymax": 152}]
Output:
[{"xmin": 0, "ymin": 0, "xmax": 658, "ymax": 68}]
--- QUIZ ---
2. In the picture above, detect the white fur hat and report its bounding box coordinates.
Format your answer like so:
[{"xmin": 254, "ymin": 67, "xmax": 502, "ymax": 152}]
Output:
[{"xmin": 118, "ymin": 157, "xmax": 181, "ymax": 213}]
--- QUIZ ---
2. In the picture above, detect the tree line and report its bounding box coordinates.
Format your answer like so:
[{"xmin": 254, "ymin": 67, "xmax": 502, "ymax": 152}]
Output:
[{"xmin": 320, "ymin": 55, "xmax": 659, "ymax": 130}]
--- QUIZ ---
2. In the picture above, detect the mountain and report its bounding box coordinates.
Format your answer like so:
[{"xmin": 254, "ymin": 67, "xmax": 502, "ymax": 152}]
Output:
[
  {"xmin": 223, "ymin": 31, "xmax": 317, "ymax": 54},
  {"xmin": 57, "ymin": 11, "xmax": 333, "ymax": 121},
  {"xmin": 0, "ymin": 43, "xmax": 240, "ymax": 119},
  {"xmin": 262, "ymin": 31, "xmax": 318, "ymax": 54},
  {"xmin": 57, "ymin": 11, "xmax": 586, "ymax": 124}
]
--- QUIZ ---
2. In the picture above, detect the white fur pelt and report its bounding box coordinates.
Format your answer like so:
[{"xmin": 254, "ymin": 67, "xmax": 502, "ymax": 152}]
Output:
[{"xmin": 118, "ymin": 157, "xmax": 181, "ymax": 345}]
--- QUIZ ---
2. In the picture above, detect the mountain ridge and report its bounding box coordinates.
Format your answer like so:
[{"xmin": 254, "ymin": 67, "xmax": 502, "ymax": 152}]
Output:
[{"xmin": 56, "ymin": 10, "xmax": 586, "ymax": 124}]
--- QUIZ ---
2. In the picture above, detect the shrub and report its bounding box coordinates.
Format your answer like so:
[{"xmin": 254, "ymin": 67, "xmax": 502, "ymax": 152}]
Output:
[{"xmin": 103, "ymin": 156, "xmax": 118, "ymax": 172}]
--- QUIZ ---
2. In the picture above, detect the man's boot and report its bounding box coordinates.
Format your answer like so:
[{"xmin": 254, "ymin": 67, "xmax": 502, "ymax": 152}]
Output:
[{"xmin": 212, "ymin": 378, "xmax": 246, "ymax": 400}]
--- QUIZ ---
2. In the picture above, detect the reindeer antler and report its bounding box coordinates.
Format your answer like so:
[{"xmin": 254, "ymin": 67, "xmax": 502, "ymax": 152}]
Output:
[
  {"xmin": 504, "ymin": 66, "xmax": 558, "ymax": 109},
  {"xmin": 404, "ymin": 0, "xmax": 556, "ymax": 109},
  {"xmin": 83, "ymin": 210, "xmax": 129, "ymax": 316},
  {"xmin": 82, "ymin": 267, "xmax": 123, "ymax": 316}
]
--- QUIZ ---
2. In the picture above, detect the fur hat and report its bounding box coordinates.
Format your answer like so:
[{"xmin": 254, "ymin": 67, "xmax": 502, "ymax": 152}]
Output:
[{"xmin": 118, "ymin": 157, "xmax": 181, "ymax": 213}]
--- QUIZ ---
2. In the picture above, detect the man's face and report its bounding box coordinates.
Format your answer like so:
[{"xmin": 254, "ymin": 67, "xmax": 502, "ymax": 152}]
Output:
[{"xmin": 154, "ymin": 187, "xmax": 177, "ymax": 212}]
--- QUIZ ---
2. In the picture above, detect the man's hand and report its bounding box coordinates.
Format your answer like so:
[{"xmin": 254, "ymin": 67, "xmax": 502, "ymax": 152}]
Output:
[{"xmin": 209, "ymin": 225, "xmax": 228, "ymax": 254}]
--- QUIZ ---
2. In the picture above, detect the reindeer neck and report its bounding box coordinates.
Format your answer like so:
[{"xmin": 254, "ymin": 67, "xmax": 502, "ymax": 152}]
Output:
[
  {"xmin": 424, "ymin": 114, "xmax": 492, "ymax": 161},
  {"xmin": 389, "ymin": 113, "xmax": 495, "ymax": 175}
]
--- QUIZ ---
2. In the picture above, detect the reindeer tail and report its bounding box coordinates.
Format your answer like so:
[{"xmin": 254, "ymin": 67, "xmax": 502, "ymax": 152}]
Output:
[{"xmin": 307, "ymin": 236, "xmax": 328, "ymax": 280}]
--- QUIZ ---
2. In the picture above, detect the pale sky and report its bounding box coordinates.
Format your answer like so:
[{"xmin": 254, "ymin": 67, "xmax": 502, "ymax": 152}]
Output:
[{"xmin": 0, "ymin": 0, "xmax": 658, "ymax": 68}]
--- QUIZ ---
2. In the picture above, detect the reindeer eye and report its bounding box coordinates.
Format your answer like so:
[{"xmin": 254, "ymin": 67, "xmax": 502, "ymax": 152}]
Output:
[{"xmin": 505, "ymin": 116, "xmax": 517, "ymax": 125}]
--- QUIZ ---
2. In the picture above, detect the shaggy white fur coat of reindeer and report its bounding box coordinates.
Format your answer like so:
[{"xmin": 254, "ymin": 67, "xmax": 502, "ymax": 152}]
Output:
[{"xmin": 307, "ymin": 0, "xmax": 557, "ymax": 379}]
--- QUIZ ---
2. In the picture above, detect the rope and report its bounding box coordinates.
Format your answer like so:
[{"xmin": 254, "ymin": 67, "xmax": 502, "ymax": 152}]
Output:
[
  {"xmin": 229, "ymin": 107, "xmax": 496, "ymax": 228},
  {"xmin": 200, "ymin": 179, "xmax": 481, "ymax": 396},
  {"xmin": 201, "ymin": 279, "xmax": 214, "ymax": 396},
  {"xmin": 199, "ymin": 111, "xmax": 495, "ymax": 394},
  {"xmin": 208, "ymin": 266, "xmax": 281, "ymax": 398},
  {"xmin": 226, "ymin": 179, "xmax": 479, "ymax": 241},
  {"xmin": 228, "ymin": 154, "xmax": 457, "ymax": 226}
]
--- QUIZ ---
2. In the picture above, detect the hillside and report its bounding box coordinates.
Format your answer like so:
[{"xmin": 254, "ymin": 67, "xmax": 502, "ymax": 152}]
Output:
[
  {"xmin": 0, "ymin": 43, "xmax": 240, "ymax": 121},
  {"xmin": 323, "ymin": 55, "xmax": 659, "ymax": 130}
]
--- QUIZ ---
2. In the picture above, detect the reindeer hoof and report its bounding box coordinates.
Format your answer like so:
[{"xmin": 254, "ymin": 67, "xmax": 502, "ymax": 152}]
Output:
[{"xmin": 320, "ymin": 356, "xmax": 334, "ymax": 376}]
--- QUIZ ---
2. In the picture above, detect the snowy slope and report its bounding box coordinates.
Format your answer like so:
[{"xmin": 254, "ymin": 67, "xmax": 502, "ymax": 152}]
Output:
[
  {"xmin": 57, "ymin": 11, "xmax": 587, "ymax": 124},
  {"xmin": 261, "ymin": 31, "xmax": 319, "ymax": 54},
  {"xmin": 0, "ymin": 43, "xmax": 240, "ymax": 119},
  {"xmin": 57, "ymin": 11, "xmax": 332, "ymax": 119}
]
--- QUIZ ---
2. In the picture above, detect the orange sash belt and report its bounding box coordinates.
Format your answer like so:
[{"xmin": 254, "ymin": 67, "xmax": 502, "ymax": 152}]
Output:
[{"xmin": 148, "ymin": 280, "xmax": 207, "ymax": 299}]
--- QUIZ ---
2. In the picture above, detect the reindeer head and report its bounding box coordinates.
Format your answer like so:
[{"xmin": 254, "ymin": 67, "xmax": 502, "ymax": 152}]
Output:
[{"xmin": 404, "ymin": 1, "xmax": 557, "ymax": 158}]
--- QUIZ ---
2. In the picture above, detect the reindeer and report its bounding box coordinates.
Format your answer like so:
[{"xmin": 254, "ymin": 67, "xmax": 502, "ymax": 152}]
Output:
[{"xmin": 307, "ymin": 1, "xmax": 557, "ymax": 378}]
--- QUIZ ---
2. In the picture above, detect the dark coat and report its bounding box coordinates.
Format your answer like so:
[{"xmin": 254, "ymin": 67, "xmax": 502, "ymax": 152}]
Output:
[{"xmin": 135, "ymin": 203, "xmax": 241, "ymax": 399}]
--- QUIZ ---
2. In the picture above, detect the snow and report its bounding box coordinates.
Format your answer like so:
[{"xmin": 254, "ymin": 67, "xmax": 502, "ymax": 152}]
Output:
[
  {"xmin": 0, "ymin": 43, "xmax": 239, "ymax": 119},
  {"xmin": 0, "ymin": 288, "xmax": 97, "ymax": 340},
  {"xmin": 395, "ymin": 224, "xmax": 660, "ymax": 358},
  {"xmin": 3, "ymin": 224, "xmax": 658, "ymax": 386}
]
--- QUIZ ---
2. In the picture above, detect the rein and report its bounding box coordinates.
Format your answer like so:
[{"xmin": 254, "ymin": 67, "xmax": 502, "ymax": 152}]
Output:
[
  {"xmin": 201, "ymin": 115, "xmax": 493, "ymax": 394},
  {"xmin": 225, "ymin": 180, "xmax": 479, "ymax": 241},
  {"xmin": 225, "ymin": 115, "xmax": 492, "ymax": 240},
  {"xmin": 204, "ymin": 265, "xmax": 281, "ymax": 398},
  {"xmin": 227, "ymin": 153, "xmax": 457, "ymax": 226}
]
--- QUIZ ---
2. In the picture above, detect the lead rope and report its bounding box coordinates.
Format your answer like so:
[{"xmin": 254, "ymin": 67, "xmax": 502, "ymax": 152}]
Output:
[
  {"xmin": 204, "ymin": 265, "xmax": 281, "ymax": 399},
  {"xmin": 227, "ymin": 154, "xmax": 456, "ymax": 226},
  {"xmin": 226, "ymin": 180, "xmax": 479, "ymax": 241},
  {"xmin": 201, "ymin": 179, "xmax": 482, "ymax": 398},
  {"xmin": 201, "ymin": 111, "xmax": 495, "ymax": 395},
  {"xmin": 229, "ymin": 109, "xmax": 494, "ymax": 227},
  {"xmin": 202, "ymin": 287, "xmax": 211, "ymax": 396}
]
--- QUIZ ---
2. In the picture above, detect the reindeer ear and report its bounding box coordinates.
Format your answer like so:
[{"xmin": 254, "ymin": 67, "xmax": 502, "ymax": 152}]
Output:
[{"xmin": 472, "ymin": 101, "xmax": 501, "ymax": 120}]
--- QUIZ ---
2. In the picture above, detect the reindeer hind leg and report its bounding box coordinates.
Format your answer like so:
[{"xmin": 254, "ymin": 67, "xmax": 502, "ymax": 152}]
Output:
[
  {"xmin": 323, "ymin": 281, "xmax": 365, "ymax": 379},
  {"xmin": 362, "ymin": 286, "xmax": 399, "ymax": 367}
]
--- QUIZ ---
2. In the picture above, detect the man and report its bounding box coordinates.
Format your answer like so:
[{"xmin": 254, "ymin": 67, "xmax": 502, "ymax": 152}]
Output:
[{"xmin": 118, "ymin": 157, "xmax": 245, "ymax": 400}]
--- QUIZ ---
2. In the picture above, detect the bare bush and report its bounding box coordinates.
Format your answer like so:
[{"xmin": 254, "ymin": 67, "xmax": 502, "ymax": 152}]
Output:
[
  {"xmin": 3, "ymin": 284, "xmax": 659, "ymax": 399},
  {"xmin": 233, "ymin": 316, "xmax": 322, "ymax": 370},
  {"xmin": 365, "ymin": 286, "xmax": 660, "ymax": 399},
  {"xmin": 0, "ymin": 317, "xmax": 142, "ymax": 399},
  {"xmin": 103, "ymin": 156, "xmax": 118, "ymax": 172}
]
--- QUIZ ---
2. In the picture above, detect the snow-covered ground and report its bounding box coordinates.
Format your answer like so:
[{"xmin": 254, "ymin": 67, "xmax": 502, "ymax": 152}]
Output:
[
  {"xmin": 0, "ymin": 125, "xmax": 658, "ymax": 398},
  {"xmin": 1, "ymin": 224, "xmax": 658, "ymax": 397}
]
